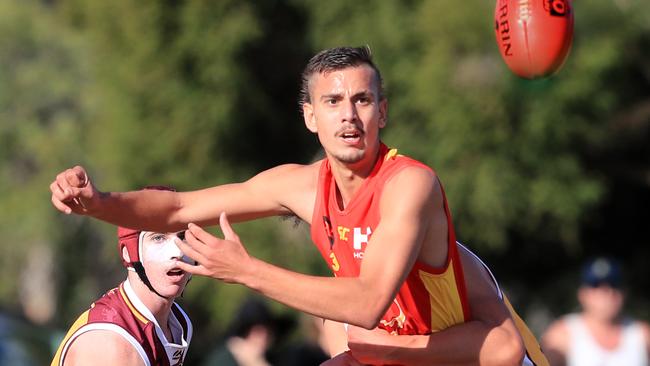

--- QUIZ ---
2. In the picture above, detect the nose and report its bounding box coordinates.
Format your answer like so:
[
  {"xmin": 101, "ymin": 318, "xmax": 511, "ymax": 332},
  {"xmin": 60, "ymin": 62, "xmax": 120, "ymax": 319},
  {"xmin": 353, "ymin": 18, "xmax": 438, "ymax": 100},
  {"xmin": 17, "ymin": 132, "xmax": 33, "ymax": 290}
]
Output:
[
  {"xmin": 341, "ymin": 99, "xmax": 359, "ymax": 123},
  {"xmin": 167, "ymin": 239, "xmax": 184, "ymax": 259}
]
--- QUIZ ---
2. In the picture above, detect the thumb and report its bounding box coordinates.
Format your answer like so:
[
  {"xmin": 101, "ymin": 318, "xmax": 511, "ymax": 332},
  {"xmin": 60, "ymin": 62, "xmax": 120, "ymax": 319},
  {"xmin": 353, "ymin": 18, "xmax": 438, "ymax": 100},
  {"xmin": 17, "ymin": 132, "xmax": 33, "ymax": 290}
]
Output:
[
  {"xmin": 66, "ymin": 166, "xmax": 89, "ymax": 188},
  {"xmin": 219, "ymin": 212, "xmax": 240, "ymax": 242}
]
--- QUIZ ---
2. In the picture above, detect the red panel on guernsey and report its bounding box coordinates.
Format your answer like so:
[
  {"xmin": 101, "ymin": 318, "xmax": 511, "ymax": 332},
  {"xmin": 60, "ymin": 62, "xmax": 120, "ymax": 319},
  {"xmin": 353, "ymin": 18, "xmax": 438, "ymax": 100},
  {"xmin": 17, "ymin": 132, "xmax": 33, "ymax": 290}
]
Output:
[{"xmin": 310, "ymin": 143, "xmax": 470, "ymax": 335}]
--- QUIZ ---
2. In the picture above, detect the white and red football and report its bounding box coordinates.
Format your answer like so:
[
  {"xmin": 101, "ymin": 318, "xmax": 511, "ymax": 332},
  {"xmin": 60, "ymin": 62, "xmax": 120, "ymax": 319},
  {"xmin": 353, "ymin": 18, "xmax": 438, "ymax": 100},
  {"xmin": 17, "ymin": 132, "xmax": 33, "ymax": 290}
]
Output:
[{"xmin": 494, "ymin": 0, "xmax": 574, "ymax": 79}]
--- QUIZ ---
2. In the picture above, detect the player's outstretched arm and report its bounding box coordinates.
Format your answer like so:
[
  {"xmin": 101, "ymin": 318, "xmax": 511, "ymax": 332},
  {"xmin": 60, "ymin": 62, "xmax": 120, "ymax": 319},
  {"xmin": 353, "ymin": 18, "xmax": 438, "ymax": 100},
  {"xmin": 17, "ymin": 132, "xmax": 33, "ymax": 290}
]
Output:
[
  {"xmin": 49, "ymin": 163, "xmax": 315, "ymax": 232},
  {"xmin": 176, "ymin": 167, "xmax": 438, "ymax": 329},
  {"xmin": 62, "ymin": 330, "xmax": 145, "ymax": 366}
]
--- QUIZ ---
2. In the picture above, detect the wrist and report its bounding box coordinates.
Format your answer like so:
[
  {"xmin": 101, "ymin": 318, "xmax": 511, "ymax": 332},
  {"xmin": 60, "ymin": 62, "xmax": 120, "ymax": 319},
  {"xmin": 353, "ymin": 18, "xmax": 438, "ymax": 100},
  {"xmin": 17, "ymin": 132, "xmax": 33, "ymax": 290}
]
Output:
[
  {"xmin": 86, "ymin": 190, "xmax": 108, "ymax": 217},
  {"xmin": 239, "ymin": 255, "xmax": 262, "ymax": 290}
]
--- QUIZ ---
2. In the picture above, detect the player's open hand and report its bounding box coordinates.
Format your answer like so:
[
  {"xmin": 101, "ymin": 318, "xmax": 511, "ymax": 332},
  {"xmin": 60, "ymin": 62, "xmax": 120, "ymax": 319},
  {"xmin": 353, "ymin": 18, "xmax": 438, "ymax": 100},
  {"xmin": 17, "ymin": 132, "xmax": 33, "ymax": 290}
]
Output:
[
  {"xmin": 175, "ymin": 212, "xmax": 252, "ymax": 284},
  {"xmin": 50, "ymin": 165, "xmax": 100, "ymax": 215}
]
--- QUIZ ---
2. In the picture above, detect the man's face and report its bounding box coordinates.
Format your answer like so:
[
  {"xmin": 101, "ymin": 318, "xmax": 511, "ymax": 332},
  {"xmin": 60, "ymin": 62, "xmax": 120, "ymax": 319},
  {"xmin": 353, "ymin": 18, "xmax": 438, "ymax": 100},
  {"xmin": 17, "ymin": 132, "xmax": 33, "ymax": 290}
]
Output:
[
  {"xmin": 578, "ymin": 284, "xmax": 624, "ymax": 321},
  {"xmin": 302, "ymin": 65, "xmax": 387, "ymax": 168},
  {"xmin": 140, "ymin": 231, "xmax": 192, "ymax": 298}
]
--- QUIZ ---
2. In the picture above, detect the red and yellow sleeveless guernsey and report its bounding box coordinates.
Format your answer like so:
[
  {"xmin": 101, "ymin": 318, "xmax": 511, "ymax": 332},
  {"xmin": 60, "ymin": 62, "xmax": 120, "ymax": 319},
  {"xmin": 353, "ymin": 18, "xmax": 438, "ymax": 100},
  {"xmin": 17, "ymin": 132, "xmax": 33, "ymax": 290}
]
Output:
[
  {"xmin": 311, "ymin": 144, "xmax": 550, "ymax": 366},
  {"xmin": 311, "ymin": 143, "xmax": 470, "ymax": 335},
  {"xmin": 51, "ymin": 279, "xmax": 192, "ymax": 366}
]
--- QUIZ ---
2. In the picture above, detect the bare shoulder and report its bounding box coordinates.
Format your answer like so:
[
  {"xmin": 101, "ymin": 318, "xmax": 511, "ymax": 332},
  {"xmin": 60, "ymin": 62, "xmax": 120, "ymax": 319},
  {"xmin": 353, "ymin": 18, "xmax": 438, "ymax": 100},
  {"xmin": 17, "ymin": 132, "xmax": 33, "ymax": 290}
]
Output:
[
  {"xmin": 636, "ymin": 320, "xmax": 650, "ymax": 345},
  {"xmin": 64, "ymin": 330, "xmax": 144, "ymax": 366},
  {"xmin": 542, "ymin": 317, "xmax": 570, "ymax": 350},
  {"xmin": 250, "ymin": 162, "xmax": 320, "ymax": 185},
  {"xmin": 246, "ymin": 161, "xmax": 321, "ymax": 221},
  {"xmin": 380, "ymin": 165, "xmax": 447, "ymax": 267},
  {"xmin": 381, "ymin": 165, "xmax": 438, "ymax": 204}
]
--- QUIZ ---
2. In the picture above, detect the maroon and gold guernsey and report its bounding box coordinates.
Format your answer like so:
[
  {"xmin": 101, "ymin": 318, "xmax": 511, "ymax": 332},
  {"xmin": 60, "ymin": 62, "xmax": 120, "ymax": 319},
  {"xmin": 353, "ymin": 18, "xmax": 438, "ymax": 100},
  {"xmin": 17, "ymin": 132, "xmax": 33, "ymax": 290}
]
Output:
[
  {"xmin": 311, "ymin": 144, "xmax": 549, "ymax": 365},
  {"xmin": 51, "ymin": 279, "xmax": 192, "ymax": 366}
]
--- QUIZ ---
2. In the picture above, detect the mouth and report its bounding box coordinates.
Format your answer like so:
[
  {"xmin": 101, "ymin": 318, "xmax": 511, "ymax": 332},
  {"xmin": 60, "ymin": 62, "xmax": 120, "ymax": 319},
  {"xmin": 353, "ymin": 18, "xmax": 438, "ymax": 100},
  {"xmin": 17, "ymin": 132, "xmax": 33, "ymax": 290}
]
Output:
[
  {"xmin": 338, "ymin": 129, "xmax": 363, "ymax": 144},
  {"xmin": 166, "ymin": 268, "xmax": 185, "ymax": 278}
]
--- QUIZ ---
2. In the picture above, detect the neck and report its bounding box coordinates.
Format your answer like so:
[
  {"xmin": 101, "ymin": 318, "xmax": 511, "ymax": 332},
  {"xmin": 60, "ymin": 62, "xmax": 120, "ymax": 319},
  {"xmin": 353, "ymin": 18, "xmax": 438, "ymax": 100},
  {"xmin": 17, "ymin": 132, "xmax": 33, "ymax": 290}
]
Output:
[
  {"xmin": 582, "ymin": 311, "xmax": 622, "ymax": 328},
  {"xmin": 328, "ymin": 143, "xmax": 382, "ymax": 208},
  {"xmin": 126, "ymin": 274, "xmax": 174, "ymax": 329}
]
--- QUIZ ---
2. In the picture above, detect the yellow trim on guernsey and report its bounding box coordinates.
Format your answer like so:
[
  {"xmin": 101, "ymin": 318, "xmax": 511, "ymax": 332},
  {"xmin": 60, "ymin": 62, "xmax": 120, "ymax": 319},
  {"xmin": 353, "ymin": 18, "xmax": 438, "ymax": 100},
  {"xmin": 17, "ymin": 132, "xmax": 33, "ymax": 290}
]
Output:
[
  {"xmin": 503, "ymin": 295, "xmax": 550, "ymax": 366},
  {"xmin": 50, "ymin": 310, "xmax": 90, "ymax": 366},
  {"xmin": 120, "ymin": 285, "xmax": 149, "ymax": 325},
  {"xmin": 385, "ymin": 148, "xmax": 399, "ymax": 160},
  {"xmin": 417, "ymin": 259, "xmax": 466, "ymax": 331}
]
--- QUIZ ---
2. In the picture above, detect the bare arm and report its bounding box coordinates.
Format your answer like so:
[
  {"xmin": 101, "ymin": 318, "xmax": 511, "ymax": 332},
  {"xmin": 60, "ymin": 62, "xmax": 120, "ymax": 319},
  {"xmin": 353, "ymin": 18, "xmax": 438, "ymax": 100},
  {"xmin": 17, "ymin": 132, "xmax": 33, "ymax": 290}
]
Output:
[
  {"xmin": 332, "ymin": 245, "xmax": 525, "ymax": 366},
  {"xmin": 322, "ymin": 319, "xmax": 350, "ymax": 357},
  {"xmin": 641, "ymin": 322, "xmax": 650, "ymax": 357},
  {"xmin": 49, "ymin": 163, "xmax": 317, "ymax": 232},
  {"xmin": 176, "ymin": 166, "xmax": 434, "ymax": 328},
  {"xmin": 541, "ymin": 319, "xmax": 569, "ymax": 366},
  {"xmin": 63, "ymin": 330, "xmax": 144, "ymax": 366}
]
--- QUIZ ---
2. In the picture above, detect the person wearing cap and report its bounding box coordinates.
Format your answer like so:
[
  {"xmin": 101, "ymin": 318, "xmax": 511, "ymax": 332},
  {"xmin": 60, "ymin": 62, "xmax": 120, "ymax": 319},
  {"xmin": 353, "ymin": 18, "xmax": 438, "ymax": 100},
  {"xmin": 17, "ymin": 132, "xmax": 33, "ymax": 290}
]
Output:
[
  {"xmin": 51, "ymin": 189, "xmax": 194, "ymax": 366},
  {"xmin": 542, "ymin": 257, "xmax": 650, "ymax": 366}
]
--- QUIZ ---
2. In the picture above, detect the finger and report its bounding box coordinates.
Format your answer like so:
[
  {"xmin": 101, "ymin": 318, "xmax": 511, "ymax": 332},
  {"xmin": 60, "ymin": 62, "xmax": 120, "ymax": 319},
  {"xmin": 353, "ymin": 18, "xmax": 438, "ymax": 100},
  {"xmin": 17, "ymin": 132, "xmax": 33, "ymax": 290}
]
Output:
[
  {"xmin": 50, "ymin": 181, "xmax": 69, "ymax": 202},
  {"xmin": 175, "ymin": 260, "xmax": 209, "ymax": 276},
  {"xmin": 51, "ymin": 195, "xmax": 72, "ymax": 214},
  {"xmin": 71, "ymin": 166, "xmax": 89, "ymax": 187},
  {"xmin": 66, "ymin": 166, "xmax": 87, "ymax": 187},
  {"xmin": 69, "ymin": 186, "xmax": 92, "ymax": 201},
  {"xmin": 186, "ymin": 222, "xmax": 220, "ymax": 244},
  {"xmin": 219, "ymin": 212, "xmax": 240, "ymax": 241},
  {"xmin": 55, "ymin": 172, "xmax": 73, "ymax": 194},
  {"xmin": 175, "ymin": 236, "xmax": 207, "ymax": 264}
]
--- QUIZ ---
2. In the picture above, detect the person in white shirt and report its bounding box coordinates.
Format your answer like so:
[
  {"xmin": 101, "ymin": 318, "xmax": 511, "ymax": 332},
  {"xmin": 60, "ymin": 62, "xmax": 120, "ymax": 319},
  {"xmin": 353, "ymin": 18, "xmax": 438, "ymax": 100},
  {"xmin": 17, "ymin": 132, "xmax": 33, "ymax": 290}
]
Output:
[{"xmin": 542, "ymin": 257, "xmax": 650, "ymax": 366}]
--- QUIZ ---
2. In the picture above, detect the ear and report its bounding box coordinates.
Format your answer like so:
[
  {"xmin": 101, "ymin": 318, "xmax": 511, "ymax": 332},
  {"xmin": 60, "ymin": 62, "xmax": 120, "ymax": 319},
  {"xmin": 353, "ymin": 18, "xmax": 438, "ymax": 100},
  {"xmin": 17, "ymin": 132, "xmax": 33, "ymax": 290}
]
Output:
[
  {"xmin": 121, "ymin": 246, "xmax": 131, "ymax": 264},
  {"xmin": 378, "ymin": 98, "xmax": 388, "ymax": 129},
  {"xmin": 303, "ymin": 103, "xmax": 318, "ymax": 133}
]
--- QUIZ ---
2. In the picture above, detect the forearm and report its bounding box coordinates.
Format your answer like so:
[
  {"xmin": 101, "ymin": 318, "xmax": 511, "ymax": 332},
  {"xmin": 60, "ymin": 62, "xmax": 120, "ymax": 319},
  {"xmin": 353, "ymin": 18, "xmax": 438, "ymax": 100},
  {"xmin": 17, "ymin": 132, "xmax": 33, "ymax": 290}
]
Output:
[
  {"xmin": 349, "ymin": 320, "xmax": 524, "ymax": 366},
  {"xmin": 91, "ymin": 190, "xmax": 187, "ymax": 232},
  {"xmin": 92, "ymin": 184, "xmax": 281, "ymax": 232},
  {"xmin": 242, "ymin": 258, "xmax": 386, "ymax": 329}
]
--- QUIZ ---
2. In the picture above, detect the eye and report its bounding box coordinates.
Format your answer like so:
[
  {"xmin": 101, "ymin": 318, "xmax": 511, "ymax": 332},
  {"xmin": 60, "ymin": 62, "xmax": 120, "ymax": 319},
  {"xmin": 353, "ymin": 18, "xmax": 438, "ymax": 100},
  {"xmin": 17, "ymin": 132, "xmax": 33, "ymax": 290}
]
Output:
[
  {"xmin": 151, "ymin": 234, "xmax": 167, "ymax": 243},
  {"xmin": 176, "ymin": 231, "xmax": 186, "ymax": 241},
  {"xmin": 355, "ymin": 96, "xmax": 371, "ymax": 105},
  {"xmin": 326, "ymin": 98, "xmax": 338, "ymax": 105}
]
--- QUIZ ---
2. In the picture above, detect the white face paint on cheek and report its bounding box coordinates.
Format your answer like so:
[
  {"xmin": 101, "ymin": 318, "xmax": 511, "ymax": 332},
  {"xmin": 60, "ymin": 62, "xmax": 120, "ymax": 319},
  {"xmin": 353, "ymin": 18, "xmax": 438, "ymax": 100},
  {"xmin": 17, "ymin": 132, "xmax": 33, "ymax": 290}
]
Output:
[{"xmin": 143, "ymin": 237, "xmax": 186, "ymax": 264}]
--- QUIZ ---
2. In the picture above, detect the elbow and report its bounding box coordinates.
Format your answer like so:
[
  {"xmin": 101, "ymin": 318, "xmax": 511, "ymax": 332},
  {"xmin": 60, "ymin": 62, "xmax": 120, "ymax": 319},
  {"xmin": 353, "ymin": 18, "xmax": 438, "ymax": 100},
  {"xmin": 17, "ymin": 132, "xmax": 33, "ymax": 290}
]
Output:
[
  {"xmin": 487, "ymin": 333, "xmax": 525, "ymax": 366},
  {"xmin": 346, "ymin": 294, "xmax": 387, "ymax": 330},
  {"xmin": 356, "ymin": 312, "xmax": 383, "ymax": 330},
  {"xmin": 343, "ymin": 304, "xmax": 382, "ymax": 329}
]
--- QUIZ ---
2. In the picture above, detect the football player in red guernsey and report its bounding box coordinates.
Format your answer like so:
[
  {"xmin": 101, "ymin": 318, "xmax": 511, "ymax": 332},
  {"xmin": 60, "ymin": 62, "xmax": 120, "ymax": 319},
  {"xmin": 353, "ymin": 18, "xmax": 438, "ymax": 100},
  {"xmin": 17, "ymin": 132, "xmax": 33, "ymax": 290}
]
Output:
[
  {"xmin": 51, "ymin": 187, "xmax": 193, "ymax": 366},
  {"xmin": 50, "ymin": 46, "xmax": 547, "ymax": 366}
]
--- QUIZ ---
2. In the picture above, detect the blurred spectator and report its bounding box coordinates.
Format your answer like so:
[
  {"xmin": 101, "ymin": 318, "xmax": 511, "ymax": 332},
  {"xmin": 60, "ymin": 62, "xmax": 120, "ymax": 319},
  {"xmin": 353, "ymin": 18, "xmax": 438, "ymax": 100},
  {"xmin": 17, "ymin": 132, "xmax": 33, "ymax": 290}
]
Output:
[
  {"xmin": 274, "ymin": 314, "xmax": 328, "ymax": 366},
  {"xmin": 542, "ymin": 257, "xmax": 650, "ymax": 366},
  {"xmin": 0, "ymin": 312, "xmax": 36, "ymax": 365},
  {"xmin": 201, "ymin": 297, "xmax": 294, "ymax": 366}
]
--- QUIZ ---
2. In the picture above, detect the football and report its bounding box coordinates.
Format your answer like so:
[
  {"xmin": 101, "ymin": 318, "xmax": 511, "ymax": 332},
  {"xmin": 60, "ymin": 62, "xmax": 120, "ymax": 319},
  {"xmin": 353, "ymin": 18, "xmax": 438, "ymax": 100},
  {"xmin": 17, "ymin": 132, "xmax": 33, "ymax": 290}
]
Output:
[{"xmin": 494, "ymin": 0, "xmax": 574, "ymax": 79}]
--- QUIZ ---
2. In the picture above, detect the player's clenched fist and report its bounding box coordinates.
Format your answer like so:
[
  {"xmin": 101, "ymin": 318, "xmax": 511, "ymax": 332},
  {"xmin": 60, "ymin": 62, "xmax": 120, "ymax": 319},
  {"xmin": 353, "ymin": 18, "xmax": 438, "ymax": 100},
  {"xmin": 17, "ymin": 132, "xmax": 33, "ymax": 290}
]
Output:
[{"xmin": 50, "ymin": 165, "xmax": 100, "ymax": 215}]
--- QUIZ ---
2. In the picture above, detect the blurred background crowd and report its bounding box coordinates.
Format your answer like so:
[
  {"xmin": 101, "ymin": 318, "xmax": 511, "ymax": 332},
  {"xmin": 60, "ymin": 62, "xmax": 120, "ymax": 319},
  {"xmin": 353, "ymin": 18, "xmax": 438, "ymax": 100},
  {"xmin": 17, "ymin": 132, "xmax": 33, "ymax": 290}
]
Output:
[{"xmin": 0, "ymin": 0, "xmax": 648, "ymax": 364}]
